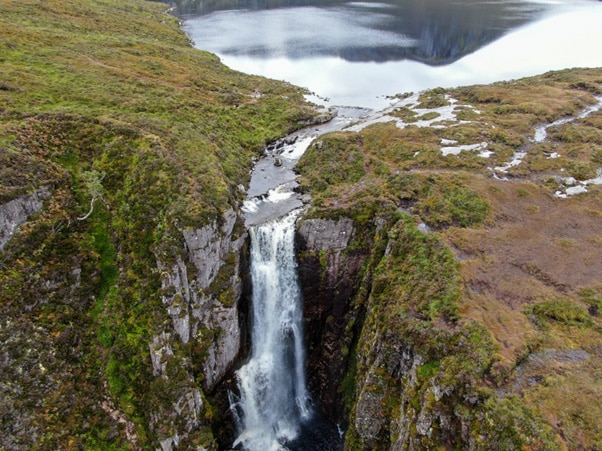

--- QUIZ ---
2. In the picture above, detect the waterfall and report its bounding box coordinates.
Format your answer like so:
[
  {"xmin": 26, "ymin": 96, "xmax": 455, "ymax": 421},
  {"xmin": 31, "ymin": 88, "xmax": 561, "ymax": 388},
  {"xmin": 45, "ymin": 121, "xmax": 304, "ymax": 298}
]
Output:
[{"xmin": 231, "ymin": 210, "xmax": 312, "ymax": 451}]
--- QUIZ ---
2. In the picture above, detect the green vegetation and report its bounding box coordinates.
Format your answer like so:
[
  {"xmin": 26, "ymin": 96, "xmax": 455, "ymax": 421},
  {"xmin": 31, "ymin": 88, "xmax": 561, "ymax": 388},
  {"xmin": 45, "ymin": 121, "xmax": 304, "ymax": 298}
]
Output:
[
  {"xmin": 333, "ymin": 212, "xmax": 557, "ymax": 450},
  {"xmin": 297, "ymin": 69, "xmax": 602, "ymax": 450},
  {"xmin": 452, "ymin": 70, "xmax": 602, "ymax": 178},
  {"xmin": 296, "ymin": 133, "xmax": 366, "ymax": 194},
  {"xmin": 371, "ymin": 215, "xmax": 460, "ymax": 322},
  {"xmin": 531, "ymin": 299, "xmax": 592, "ymax": 326},
  {"xmin": 298, "ymin": 134, "xmax": 490, "ymax": 229},
  {"xmin": 579, "ymin": 287, "xmax": 602, "ymax": 316},
  {"xmin": 2, "ymin": 0, "xmax": 602, "ymax": 448},
  {"xmin": 0, "ymin": 0, "xmax": 317, "ymax": 448},
  {"xmin": 417, "ymin": 87, "xmax": 450, "ymax": 108}
]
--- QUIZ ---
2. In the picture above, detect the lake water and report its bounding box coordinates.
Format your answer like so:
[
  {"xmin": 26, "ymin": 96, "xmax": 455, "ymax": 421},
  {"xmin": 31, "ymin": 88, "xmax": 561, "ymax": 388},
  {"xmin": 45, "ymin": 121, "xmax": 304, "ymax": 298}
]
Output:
[
  {"xmin": 176, "ymin": 0, "xmax": 602, "ymax": 109},
  {"xmin": 168, "ymin": 2, "xmax": 602, "ymax": 449}
]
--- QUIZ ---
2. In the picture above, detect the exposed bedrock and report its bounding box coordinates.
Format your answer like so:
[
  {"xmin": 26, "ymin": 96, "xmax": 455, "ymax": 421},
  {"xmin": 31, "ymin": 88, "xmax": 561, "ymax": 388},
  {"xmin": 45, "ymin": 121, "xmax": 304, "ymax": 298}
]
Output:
[
  {"xmin": 295, "ymin": 216, "xmax": 366, "ymax": 422},
  {"xmin": 0, "ymin": 187, "xmax": 51, "ymax": 251},
  {"xmin": 156, "ymin": 208, "xmax": 246, "ymax": 393},
  {"xmin": 151, "ymin": 208, "xmax": 250, "ymax": 449}
]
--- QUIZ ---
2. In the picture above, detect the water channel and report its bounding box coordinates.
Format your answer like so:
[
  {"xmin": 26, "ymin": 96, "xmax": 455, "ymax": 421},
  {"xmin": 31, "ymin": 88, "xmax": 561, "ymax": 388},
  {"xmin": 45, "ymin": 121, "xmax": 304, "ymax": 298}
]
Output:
[
  {"xmin": 229, "ymin": 116, "xmax": 355, "ymax": 450},
  {"xmin": 166, "ymin": 1, "xmax": 602, "ymax": 449}
]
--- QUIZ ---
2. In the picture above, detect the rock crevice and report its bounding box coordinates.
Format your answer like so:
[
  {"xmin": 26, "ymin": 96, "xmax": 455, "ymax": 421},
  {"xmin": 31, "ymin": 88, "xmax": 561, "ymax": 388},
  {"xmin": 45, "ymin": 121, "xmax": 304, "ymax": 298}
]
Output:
[
  {"xmin": 296, "ymin": 216, "xmax": 366, "ymax": 422},
  {"xmin": 157, "ymin": 208, "xmax": 245, "ymax": 392}
]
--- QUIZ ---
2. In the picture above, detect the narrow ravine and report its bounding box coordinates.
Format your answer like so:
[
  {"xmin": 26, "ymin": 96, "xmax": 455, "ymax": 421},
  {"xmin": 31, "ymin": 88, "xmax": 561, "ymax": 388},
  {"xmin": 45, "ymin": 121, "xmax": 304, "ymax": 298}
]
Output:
[
  {"xmin": 230, "ymin": 211, "xmax": 311, "ymax": 450},
  {"xmin": 228, "ymin": 110, "xmax": 361, "ymax": 450}
]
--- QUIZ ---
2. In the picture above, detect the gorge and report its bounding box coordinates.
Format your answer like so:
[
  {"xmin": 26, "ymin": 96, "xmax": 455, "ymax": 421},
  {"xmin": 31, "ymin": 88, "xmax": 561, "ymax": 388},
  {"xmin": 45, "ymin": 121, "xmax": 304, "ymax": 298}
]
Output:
[
  {"xmin": 1, "ymin": 0, "xmax": 602, "ymax": 450},
  {"xmin": 231, "ymin": 211, "xmax": 312, "ymax": 450}
]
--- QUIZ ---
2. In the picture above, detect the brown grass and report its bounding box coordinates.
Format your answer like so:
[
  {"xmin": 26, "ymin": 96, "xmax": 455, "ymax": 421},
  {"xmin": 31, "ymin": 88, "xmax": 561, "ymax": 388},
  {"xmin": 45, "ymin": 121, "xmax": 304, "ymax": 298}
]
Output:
[
  {"xmin": 443, "ymin": 175, "xmax": 602, "ymax": 449},
  {"xmin": 301, "ymin": 69, "xmax": 602, "ymax": 448}
]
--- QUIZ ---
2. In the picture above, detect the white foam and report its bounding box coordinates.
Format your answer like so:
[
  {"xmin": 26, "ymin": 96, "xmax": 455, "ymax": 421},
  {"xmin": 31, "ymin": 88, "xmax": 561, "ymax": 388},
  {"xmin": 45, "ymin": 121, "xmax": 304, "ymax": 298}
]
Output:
[
  {"xmin": 281, "ymin": 135, "xmax": 315, "ymax": 160},
  {"xmin": 266, "ymin": 187, "xmax": 294, "ymax": 202},
  {"xmin": 242, "ymin": 198, "xmax": 260, "ymax": 213}
]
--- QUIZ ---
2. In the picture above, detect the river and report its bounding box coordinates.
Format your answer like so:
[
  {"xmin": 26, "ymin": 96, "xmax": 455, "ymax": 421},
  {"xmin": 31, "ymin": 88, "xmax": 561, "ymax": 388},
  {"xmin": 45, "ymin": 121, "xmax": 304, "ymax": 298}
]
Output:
[{"xmin": 166, "ymin": 1, "xmax": 602, "ymax": 449}]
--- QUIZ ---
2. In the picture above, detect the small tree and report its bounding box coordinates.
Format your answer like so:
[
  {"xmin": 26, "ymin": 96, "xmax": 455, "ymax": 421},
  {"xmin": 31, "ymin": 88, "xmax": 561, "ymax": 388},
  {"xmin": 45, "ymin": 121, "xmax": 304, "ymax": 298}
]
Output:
[{"xmin": 77, "ymin": 169, "xmax": 105, "ymax": 221}]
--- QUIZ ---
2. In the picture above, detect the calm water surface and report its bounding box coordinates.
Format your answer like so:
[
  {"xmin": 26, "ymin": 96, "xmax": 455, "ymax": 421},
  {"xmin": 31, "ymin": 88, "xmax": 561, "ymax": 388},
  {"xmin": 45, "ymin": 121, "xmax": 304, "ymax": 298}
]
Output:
[
  {"xmin": 166, "ymin": 2, "xmax": 602, "ymax": 449},
  {"xmin": 176, "ymin": 0, "xmax": 602, "ymax": 108}
]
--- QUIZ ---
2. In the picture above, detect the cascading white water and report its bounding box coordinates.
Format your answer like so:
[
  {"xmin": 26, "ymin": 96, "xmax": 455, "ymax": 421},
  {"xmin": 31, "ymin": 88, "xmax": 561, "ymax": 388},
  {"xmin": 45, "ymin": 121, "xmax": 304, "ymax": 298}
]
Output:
[
  {"xmin": 228, "ymin": 112, "xmax": 353, "ymax": 451},
  {"xmin": 231, "ymin": 210, "xmax": 312, "ymax": 451}
]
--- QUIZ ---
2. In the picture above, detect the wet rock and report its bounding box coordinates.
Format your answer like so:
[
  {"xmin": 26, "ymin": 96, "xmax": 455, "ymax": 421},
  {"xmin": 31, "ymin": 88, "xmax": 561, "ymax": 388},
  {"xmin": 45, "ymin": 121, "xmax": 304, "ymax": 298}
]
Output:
[{"xmin": 296, "ymin": 216, "xmax": 364, "ymax": 421}]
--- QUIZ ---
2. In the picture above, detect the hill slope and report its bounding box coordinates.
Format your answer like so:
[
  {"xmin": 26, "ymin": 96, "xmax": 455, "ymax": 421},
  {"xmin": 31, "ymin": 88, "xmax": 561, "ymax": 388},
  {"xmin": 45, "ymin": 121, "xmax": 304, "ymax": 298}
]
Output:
[
  {"xmin": 295, "ymin": 69, "xmax": 602, "ymax": 450},
  {"xmin": 0, "ymin": 0, "xmax": 317, "ymax": 448}
]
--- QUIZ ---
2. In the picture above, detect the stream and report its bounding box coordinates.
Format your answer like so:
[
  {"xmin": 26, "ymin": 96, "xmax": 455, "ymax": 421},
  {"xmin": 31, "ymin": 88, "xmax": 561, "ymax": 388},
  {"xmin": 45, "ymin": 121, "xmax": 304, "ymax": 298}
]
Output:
[
  {"xmin": 167, "ymin": 1, "xmax": 602, "ymax": 448},
  {"xmin": 229, "ymin": 109, "xmax": 365, "ymax": 450},
  {"xmin": 242, "ymin": 107, "xmax": 369, "ymax": 227}
]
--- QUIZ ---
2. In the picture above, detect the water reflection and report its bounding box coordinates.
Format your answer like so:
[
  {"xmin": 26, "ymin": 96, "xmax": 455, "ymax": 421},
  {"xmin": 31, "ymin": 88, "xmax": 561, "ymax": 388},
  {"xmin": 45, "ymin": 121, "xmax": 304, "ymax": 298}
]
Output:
[
  {"xmin": 170, "ymin": 0, "xmax": 602, "ymax": 108},
  {"xmin": 171, "ymin": 0, "xmax": 549, "ymax": 65}
]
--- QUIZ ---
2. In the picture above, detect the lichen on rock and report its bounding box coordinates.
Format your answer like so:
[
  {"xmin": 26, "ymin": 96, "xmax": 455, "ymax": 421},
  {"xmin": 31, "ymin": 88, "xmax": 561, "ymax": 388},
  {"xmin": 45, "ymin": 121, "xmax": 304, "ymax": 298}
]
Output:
[
  {"xmin": 157, "ymin": 208, "xmax": 245, "ymax": 392},
  {"xmin": 0, "ymin": 187, "xmax": 50, "ymax": 250}
]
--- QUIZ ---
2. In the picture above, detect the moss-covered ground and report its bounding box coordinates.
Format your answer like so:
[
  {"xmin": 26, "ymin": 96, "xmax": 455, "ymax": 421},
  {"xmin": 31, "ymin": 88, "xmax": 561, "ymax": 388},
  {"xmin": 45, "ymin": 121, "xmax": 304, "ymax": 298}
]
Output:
[
  {"xmin": 297, "ymin": 68, "xmax": 602, "ymax": 450},
  {"xmin": 0, "ymin": 0, "xmax": 317, "ymax": 448}
]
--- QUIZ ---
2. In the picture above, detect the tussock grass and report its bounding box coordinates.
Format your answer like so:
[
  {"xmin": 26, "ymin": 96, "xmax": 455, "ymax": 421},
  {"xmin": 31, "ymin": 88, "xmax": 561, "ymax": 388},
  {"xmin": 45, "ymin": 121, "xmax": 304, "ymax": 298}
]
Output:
[{"xmin": 298, "ymin": 67, "xmax": 602, "ymax": 449}]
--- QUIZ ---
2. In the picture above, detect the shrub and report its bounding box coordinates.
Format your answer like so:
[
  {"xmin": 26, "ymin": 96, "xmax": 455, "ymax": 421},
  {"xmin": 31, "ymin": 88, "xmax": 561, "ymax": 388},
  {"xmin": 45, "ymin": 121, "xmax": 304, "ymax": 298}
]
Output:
[
  {"xmin": 417, "ymin": 177, "xmax": 490, "ymax": 228},
  {"xmin": 417, "ymin": 87, "xmax": 450, "ymax": 109}
]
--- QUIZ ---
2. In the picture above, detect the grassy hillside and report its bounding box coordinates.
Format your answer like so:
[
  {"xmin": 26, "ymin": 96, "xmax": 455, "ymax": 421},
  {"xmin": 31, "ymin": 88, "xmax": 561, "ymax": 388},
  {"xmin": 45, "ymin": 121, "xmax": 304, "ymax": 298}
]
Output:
[
  {"xmin": 2, "ymin": 0, "xmax": 601, "ymax": 448},
  {"xmin": 0, "ymin": 0, "xmax": 316, "ymax": 448},
  {"xmin": 297, "ymin": 68, "xmax": 602, "ymax": 449}
]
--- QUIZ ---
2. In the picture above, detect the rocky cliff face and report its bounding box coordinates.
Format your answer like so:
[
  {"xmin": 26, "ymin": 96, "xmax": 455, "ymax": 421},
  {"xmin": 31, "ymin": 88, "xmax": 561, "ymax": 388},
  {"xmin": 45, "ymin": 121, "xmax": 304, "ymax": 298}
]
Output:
[
  {"xmin": 295, "ymin": 211, "xmax": 557, "ymax": 450},
  {"xmin": 149, "ymin": 208, "xmax": 249, "ymax": 449},
  {"xmin": 296, "ymin": 216, "xmax": 371, "ymax": 423},
  {"xmin": 296, "ymin": 212, "xmax": 399, "ymax": 442},
  {"xmin": 157, "ymin": 208, "xmax": 245, "ymax": 391},
  {"xmin": 0, "ymin": 187, "xmax": 248, "ymax": 451},
  {"xmin": 0, "ymin": 188, "xmax": 51, "ymax": 250}
]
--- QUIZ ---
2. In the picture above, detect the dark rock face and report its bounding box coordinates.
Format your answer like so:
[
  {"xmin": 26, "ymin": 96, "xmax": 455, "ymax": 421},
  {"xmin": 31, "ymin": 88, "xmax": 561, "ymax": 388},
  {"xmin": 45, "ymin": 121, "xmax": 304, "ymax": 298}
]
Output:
[{"xmin": 295, "ymin": 217, "xmax": 367, "ymax": 422}]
